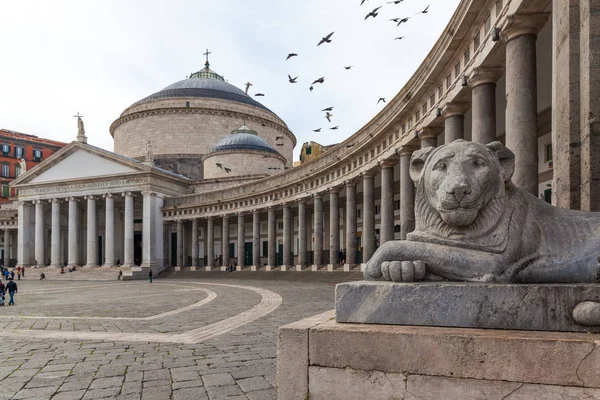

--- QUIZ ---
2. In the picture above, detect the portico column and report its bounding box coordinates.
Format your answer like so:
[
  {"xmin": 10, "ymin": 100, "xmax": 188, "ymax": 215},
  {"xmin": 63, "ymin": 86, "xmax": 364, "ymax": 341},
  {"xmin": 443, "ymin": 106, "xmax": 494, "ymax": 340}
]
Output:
[
  {"xmin": 141, "ymin": 191, "xmax": 158, "ymax": 271},
  {"xmin": 399, "ymin": 146, "xmax": 418, "ymax": 239},
  {"xmin": 34, "ymin": 200, "xmax": 44, "ymax": 266},
  {"xmin": 4, "ymin": 229, "xmax": 9, "ymax": 267},
  {"xmin": 418, "ymin": 127, "xmax": 441, "ymax": 149},
  {"xmin": 176, "ymin": 219, "xmax": 183, "ymax": 269},
  {"xmin": 49, "ymin": 199, "xmax": 61, "ymax": 267},
  {"xmin": 17, "ymin": 201, "xmax": 33, "ymax": 268},
  {"xmin": 362, "ymin": 172, "xmax": 376, "ymax": 263},
  {"xmin": 103, "ymin": 194, "xmax": 114, "ymax": 267},
  {"xmin": 207, "ymin": 217, "xmax": 214, "ymax": 270},
  {"xmin": 313, "ymin": 194, "xmax": 324, "ymax": 267},
  {"xmin": 122, "ymin": 192, "xmax": 134, "ymax": 268},
  {"xmin": 345, "ymin": 180, "xmax": 357, "ymax": 267},
  {"xmin": 85, "ymin": 196, "xmax": 97, "ymax": 267},
  {"xmin": 443, "ymin": 103, "xmax": 468, "ymax": 143},
  {"xmin": 297, "ymin": 200, "xmax": 307, "ymax": 269},
  {"xmin": 328, "ymin": 188, "xmax": 340, "ymax": 268},
  {"xmin": 252, "ymin": 211, "xmax": 260, "ymax": 269},
  {"xmin": 67, "ymin": 197, "xmax": 79, "ymax": 267},
  {"xmin": 470, "ymin": 68, "xmax": 500, "ymax": 144},
  {"xmin": 237, "ymin": 214, "xmax": 244, "ymax": 270},
  {"xmin": 379, "ymin": 161, "xmax": 396, "ymax": 245},
  {"xmin": 222, "ymin": 215, "xmax": 230, "ymax": 269},
  {"xmin": 502, "ymin": 14, "xmax": 547, "ymax": 195},
  {"xmin": 192, "ymin": 218, "xmax": 199, "ymax": 269},
  {"xmin": 283, "ymin": 205, "xmax": 292, "ymax": 268},
  {"xmin": 267, "ymin": 207, "xmax": 276, "ymax": 268}
]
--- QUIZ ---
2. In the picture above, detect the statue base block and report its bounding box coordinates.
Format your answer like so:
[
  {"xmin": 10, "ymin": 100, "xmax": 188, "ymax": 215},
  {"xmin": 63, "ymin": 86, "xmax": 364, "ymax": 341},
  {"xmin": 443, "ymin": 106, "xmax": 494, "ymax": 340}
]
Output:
[
  {"xmin": 335, "ymin": 281, "xmax": 600, "ymax": 332},
  {"xmin": 277, "ymin": 311, "xmax": 600, "ymax": 400}
]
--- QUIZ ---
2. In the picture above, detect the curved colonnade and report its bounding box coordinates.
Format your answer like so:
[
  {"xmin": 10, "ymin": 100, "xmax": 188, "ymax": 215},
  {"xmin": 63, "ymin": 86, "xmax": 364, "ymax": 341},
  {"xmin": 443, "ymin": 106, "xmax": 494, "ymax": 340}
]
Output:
[{"xmin": 162, "ymin": 0, "xmax": 553, "ymax": 270}]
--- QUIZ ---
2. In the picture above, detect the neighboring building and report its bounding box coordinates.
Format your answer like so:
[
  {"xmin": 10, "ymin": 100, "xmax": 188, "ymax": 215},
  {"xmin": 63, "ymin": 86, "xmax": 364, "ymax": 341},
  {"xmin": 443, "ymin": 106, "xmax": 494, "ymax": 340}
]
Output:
[
  {"xmin": 298, "ymin": 141, "xmax": 337, "ymax": 165},
  {"xmin": 0, "ymin": 129, "xmax": 66, "ymax": 203}
]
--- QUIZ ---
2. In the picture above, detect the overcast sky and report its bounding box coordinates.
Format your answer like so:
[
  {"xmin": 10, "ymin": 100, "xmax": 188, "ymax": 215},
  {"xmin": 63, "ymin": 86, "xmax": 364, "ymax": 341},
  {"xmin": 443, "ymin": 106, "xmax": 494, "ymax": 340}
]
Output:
[{"xmin": 0, "ymin": 0, "xmax": 460, "ymax": 161}]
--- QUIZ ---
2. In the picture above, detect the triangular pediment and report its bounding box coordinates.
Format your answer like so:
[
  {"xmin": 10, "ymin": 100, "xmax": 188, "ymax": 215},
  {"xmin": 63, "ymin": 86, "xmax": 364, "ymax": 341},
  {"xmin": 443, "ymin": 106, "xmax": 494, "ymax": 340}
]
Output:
[{"xmin": 13, "ymin": 142, "xmax": 147, "ymax": 186}]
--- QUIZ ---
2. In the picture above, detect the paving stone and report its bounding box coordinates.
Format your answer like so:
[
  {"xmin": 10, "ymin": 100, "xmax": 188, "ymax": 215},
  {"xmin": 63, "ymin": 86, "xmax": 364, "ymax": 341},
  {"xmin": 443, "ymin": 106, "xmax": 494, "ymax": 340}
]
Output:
[
  {"xmin": 173, "ymin": 387, "xmax": 209, "ymax": 400},
  {"xmin": 12, "ymin": 386, "xmax": 58, "ymax": 399},
  {"xmin": 236, "ymin": 376, "xmax": 272, "ymax": 393},
  {"xmin": 245, "ymin": 388, "xmax": 277, "ymax": 400},
  {"xmin": 51, "ymin": 389, "xmax": 86, "ymax": 400},
  {"xmin": 202, "ymin": 373, "xmax": 236, "ymax": 387},
  {"xmin": 82, "ymin": 387, "xmax": 121, "ymax": 399},
  {"xmin": 205, "ymin": 384, "xmax": 243, "ymax": 398}
]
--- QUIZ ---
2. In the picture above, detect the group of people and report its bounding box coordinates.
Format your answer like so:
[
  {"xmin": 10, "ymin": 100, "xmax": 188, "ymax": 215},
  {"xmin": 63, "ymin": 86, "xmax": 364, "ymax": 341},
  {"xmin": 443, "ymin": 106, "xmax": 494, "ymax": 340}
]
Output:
[
  {"xmin": 0, "ymin": 277, "xmax": 17, "ymax": 306},
  {"xmin": 1, "ymin": 266, "xmax": 23, "ymax": 280}
]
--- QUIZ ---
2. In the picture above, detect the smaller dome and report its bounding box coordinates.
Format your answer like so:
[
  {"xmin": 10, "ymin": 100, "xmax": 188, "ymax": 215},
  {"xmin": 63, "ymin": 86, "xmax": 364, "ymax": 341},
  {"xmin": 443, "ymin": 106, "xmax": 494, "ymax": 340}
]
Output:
[{"xmin": 211, "ymin": 125, "xmax": 278, "ymax": 154}]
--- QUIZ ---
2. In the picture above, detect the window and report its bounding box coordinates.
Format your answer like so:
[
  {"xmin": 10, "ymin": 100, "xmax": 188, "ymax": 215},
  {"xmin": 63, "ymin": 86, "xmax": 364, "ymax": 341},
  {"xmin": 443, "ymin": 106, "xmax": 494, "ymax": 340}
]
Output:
[
  {"xmin": 305, "ymin": 146, "xmax": 312, "ymax": 155},
  {"xmin": 375, "ymin": 205, "xmax": 380, "ymax": 215},
  {"xmin": 496, "ymin": 0, "xmax": 503, "ymax": 16},
  {"xmin": 543, "ymin": 188, "xmax": 552, "ymax": 204},
  {"xmin": 1, "ymin": 185, "xmax": 8, "ymax": 198},
  {"xmin": 474, "ymin": 31, "xmax": 481, "ymax": 50},
  {"xmin": 14, "ymin": 146, "xmax": 24, "ymax": 159},
  {"xmin": 262, "ymin": 241, "xmax": 268, "ymax": 258},
  {"xmin": 394, "ymin": 200, "xmax": 400, "ymax": 210},
  {"xmin": 454, "ymin": 62, "xmax": 461, "ymax": 79},
  {"xmin": 545, "ymin": 143, "xmax": 553, "ymax": 163},
  {"xmin": 278, "ymin": 222, "xmax": 283, "ymax": 230},
  {"xmin": 402, "ymin": 124, "xmax": 406, "ymax": 134},
  {"xmin": 415, "ymin": 110, "xmax": 420, "ymax": 122},
  {"xmin": 430, "ymin": 94, "xmax": 436, "ymax": 109},
  {"xmin": 422, "ymin": 103, "xmax": 427, "ymax": 115},
  {"xmin": 357, "ymin": 209, "xmax": 362, "ymax": 219},
  {"xmin": 1, "ymin": 144, "xmax": 8, "ymax": 156},
  {"xmin": 2, "ymin": 164, "xmax": 9, "ymax": 177},
  {"xmin": 484, "ymin": 15, "xmax": 491, "ymax": 33},
  {"xmin": 438, "ymin": 84, "xmax": 443, "ymax": 99},
  {"xmin": 15, "ymin": 164, "xmax": 20, "ymax": 177},
  {"xmin": 229, "ymin": 243, "xmax": 235, "ymax": 257},
  {"xmin": 446, "ymin": 74, "xmax": 451, "ymax": 90},
  {"xmin": 382, "ymin": 140, "xmax": 386, "ymax": 148},
  {"xmin": 408, "ymin": 117, "xmax": 413, "ymax": 129},
  {"xmin": 464, "ymin": 48, "xmax": 471, "ymax": 65}
]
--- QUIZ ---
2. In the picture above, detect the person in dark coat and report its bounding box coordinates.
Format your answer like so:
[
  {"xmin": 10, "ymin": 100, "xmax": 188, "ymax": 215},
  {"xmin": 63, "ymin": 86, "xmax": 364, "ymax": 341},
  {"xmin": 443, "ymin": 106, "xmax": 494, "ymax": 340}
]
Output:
[
  {"xmin": 6, "ymin": 277, "xmax": 17, "ymax": 306},
  {"xmin": 148, "ymin": 269, "xmax": 153, "ymax": 283}
]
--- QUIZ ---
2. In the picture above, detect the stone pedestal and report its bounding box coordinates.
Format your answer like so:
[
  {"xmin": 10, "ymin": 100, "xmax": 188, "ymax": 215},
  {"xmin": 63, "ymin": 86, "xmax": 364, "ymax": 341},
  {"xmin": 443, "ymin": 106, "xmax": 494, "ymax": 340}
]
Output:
[{"xmin": 278, "ymin": 311, "xmax": 600, "ymax": 400}]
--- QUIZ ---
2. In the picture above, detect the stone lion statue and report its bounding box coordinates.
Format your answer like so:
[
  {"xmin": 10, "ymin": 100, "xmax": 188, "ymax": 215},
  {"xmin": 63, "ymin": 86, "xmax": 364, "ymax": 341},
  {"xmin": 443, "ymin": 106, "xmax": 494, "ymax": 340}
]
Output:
[{"xmin": 364, "ymin": 140, "xmax": 600, "ymax": 284}]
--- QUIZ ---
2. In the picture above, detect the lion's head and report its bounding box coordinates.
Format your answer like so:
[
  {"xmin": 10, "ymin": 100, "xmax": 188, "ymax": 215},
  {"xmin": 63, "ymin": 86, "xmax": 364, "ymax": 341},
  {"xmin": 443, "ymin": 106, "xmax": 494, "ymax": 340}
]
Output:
[{"xmin": 410, "ymin": 141, "xmax": 515, "ymax": 234}]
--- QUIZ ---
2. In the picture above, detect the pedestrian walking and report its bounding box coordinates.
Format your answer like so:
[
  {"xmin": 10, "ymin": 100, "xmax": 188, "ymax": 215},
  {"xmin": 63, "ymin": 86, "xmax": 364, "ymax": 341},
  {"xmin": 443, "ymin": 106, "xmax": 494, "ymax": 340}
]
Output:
[
  {"xmin": 16, "ymin": 270, "xmax": 20, "ymax": 280},
  {"xmin": 21, "ymin": 267, "xmax": 24, "ymax": 278},
  {"xmin": 6, "ymin": 277, "xmax": 17, "ymax": 306},
  {"xmin": 148, "ymin": 269, "xmax": 153, "ymax": 283},
  {"xmin": 118, "ymin": 270, "xmax": 123, "ymax": 280},
  {"xmin": 10, "ymin": 270, "xmax": 14, "ymax": 280},
  {"xmin": 0, "ymin": 279, "xmax": 5, "ymax": 306}
]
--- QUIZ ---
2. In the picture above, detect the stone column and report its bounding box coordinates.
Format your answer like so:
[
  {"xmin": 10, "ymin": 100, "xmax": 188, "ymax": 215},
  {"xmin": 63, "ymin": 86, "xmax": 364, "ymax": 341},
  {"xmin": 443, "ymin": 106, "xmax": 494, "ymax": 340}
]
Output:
[
  {"xmin": 470, "ymin": 67, "xmax": 500, "ymax": 144},
  {"xmin": 207, "ymin": 217, "xmax": 214, "ymax": 270},
  {"xmin": 283, "ymin": 205, "xmax": 292, "ymax": 269},
  {"xmin": 379, "ymin": 161, "xmax": 396, "ymax": 245},
  {"xmin": 17, "ymin": 201, "xmax": 33, "ymax": 268},
  {"xmin": 313, "ymin": 194, "xmax": 324, "ymax": 268},
  {"xmin": 502, "ymin": 14, "xmax": 547, "ymax": 195},
  {"xmin": 222, "ymin": 215, "xmax": 230, "ymax": 269},
  {"xmin": 122, "ymin": 192, "xmax": 134, "ymax": 268},
  {"xmin": 141, "ymin": 191, "xmax": 157, "ymax": 271},
  {"xmin": 103, "ymin": 194, "xmax": 114, "ymax": 267},
  {"xmin": 84, "ymin": 196, "xmax": 97, "ymax": 267},
  {"xmin": 297, "ymin": 200, "xmax": 307, "ymax": 270},
  {"xmin": 345, "ymin": 180, "xmax": 357, "ymax": 267},
  {"xmin": 399, "ymin": 146, "xmax": 418, "ymax": 240},
  {"xmin": 67, "ymin": 197, "xmax": 79, "ymax": 267},
  {"xmin": 252, "ymin": 211, "xmax": 260, "ymax": 269},
  {"xmin": 328, "ymin": 188, "xmax": 340, "ymax": 268},
  {"xmin": 50, "ymin": 198, "xmax": 61, "ymax": 268},
  {"xmin": 267, "ymin": 207, "xmax": 276, "ymax": 268},
  {"xmin": 443, "ymin": 103, "xmax": 468, "ymax": 143},
  {"xmin": 34, "ymin": 200, "xmax": 44, "ymax": 267},
  {"xmin": 237, "ymin": 213, "xmax": 245, "ymax": 270},
  {"xmin": 362, "ymin": 171, "xmax": 376, "ymax": 264},
  {"xmin": 176, "ymin": 219, "xmax": 183, "ymax": 269},
  {"xmin": 418, "ymin": 127, "xmax": 441, "ymax": 149},
  {"xmin": 191, "ymin": 218, "xmax": 199, "ymax": 269},
  {"xmin": 3, "ymin": 229, "xmax": 8, "ymax": 267}
]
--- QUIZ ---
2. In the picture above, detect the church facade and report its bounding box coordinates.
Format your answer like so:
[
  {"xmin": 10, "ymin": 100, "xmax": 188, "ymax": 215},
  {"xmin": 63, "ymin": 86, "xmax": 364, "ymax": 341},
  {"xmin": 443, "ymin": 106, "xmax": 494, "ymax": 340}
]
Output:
[{"xmin": 2, "ymin": 0, "xmax": 599, "ymax": 278}]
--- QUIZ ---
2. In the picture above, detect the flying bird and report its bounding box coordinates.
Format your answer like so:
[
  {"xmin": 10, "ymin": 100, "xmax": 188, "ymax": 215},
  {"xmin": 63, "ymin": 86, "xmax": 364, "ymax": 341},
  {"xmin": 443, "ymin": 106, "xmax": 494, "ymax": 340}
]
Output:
[
  {"xmin": 255, "ymin": 93, "xmax": 265, "ymax": 97},
  {"xmin": 325, "ymin": 112, "xmax": 333, "ymax": 122},
  {"xmin": 417, "ymin": 5, "xmax": 430, "ymax": 14},
  {"xmin": 344, "ymin": 66, "xmax": 354, "ymax": 70},
  {"xmin": 360, "ymin": 0, "xmax": 369, "ymax": 4},
  {"xmin": 394, "ymin": 36, "xmax": 405, "ymax": 40},
  {"xmin": 313, "ymin": 128, "xmax": 322, "ymax": 132},
  {"xmin": 388, "ymin": 0, "xmax": 405, "ymax": 3},
  {"xmin": 288, "ymin": 75, "xmax": 298, "ymax": 83},
  {"xmin": 396, "ymin": 17, "xmax": 410, "ymax": 26},
  {"xmin": 317, "ymin": 31, "xmax": 335, "ymax": 46},
  {"xmin": 311, "ymin": 77, "xmax": 325, "ymax": 85},
  {"xmin": 330, "ymin": 126, "xmax": 339, "ymax": 130},
  {"xmin": 322, "ymin": 106, "xmax": 334, "ymax": 112},
  {"xmin": 224, "ymin": 167, "xmax": 231, "ymax": 173},
  {"xmin": 216, "ymin": 163, "xmax": 223, "ymax": 169},
  {"xmin": 365, "ymin": 6, "xmax": 382, "ymax": 20},
  {"xmin": 377, "ymin": 98, "xmax": 386, "ymax": 104},
  {"xmin": 244, "ymin": 82, "xmax": 253, "ymax": 94},
  {"xmin": 309, "ymin": 86, "xmax": 314, "ymax": 92},
  {"xmin": 286, "ymin": 53, "xmax": 298, "ymax": 60}
]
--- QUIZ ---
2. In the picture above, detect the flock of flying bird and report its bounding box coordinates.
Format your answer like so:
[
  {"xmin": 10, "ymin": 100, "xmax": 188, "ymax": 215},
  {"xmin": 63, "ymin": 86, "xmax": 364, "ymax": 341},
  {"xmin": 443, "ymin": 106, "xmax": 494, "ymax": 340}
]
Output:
[{"xmin": 222, "ymin": 1, "xmax": 433, "ymax": 173}]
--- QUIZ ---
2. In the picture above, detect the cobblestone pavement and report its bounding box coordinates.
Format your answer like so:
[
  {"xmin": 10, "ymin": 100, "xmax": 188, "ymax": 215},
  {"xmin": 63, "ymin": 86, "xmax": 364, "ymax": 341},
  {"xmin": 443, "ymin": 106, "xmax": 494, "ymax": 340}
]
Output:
[{"xmin": 0, "ymin": 273, "xmax": 362, "ymax": 399}]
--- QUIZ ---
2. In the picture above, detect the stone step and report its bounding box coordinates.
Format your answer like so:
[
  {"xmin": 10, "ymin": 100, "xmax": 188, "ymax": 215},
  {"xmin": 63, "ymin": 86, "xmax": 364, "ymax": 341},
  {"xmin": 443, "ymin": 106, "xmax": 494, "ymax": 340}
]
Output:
[{"xmin": 161, "ymin": 269, "xmax": 364, "ymax": 283}]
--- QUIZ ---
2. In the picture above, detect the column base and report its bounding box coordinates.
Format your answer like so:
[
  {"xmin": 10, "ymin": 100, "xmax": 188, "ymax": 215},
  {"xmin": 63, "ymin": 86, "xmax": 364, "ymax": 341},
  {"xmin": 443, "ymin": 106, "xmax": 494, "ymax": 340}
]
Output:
[
  {"xmin": 84, "ymin": 264, "xmax": 97, "ymax": 268},
  {"xmin": 190, "ymin": 266, "xmax": 197, "ymax": 271},
  {"xmin": 102, "ymin": 263, "xmax": 114, "ymax": 268},
  {"xmin": 281, "ymin": 265, "xmax": 287, "ymax": 272},
  {"xmin": 122, "ymin": 263, "xmax": 134, "ymax": 269},
  {"xmin": 326, "ymin": 264, "xmax": 336, "ymax": 272},
  {"xmin": 266, "ymin": 265, "xmax": 273, "ymax": 271},
  {"xmin": 236, "ymin": 266, "xmax": 242, "ymax": 271},
  {"xmin": 205, "ymin": 266, "xmax": 212, "ymax": 272},
  {"xmin": 174, "ymin": 266, "xmax": 181, "ymax": 271},
  {"xmin": 251, "ymin": 265, "xmax": 257, "ymax": 271},
  {"xmin": 220, "ymin": 266, "xmax": 226, "ymax": 272},
  {"xmin": 311, "ymin": 265, "xmax": 319, "ymax": 271},
  {"xmin": 295, "ymin": 265, "xmax": 303, "ymax": 271},
  {"xmin": 49, "ymin": 264, "xmax": 61, "ymax": 268},
  {"xmin": 359, "ymin": 263, "xmax": 367, "ymax": 272}
]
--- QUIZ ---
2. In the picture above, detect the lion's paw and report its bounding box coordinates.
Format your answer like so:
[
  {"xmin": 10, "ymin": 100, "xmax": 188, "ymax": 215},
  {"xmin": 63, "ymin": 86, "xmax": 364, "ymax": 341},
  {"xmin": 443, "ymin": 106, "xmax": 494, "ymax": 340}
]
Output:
[{"xmin": 381, "ymin": 260, "xmax": 426, "ymax": 282}]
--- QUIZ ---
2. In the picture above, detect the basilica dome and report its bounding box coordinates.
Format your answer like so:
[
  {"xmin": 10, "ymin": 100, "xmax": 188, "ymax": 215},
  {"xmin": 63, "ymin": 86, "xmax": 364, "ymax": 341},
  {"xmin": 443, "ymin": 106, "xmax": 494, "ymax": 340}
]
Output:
[{"xmin": 110, "ymin": 60, "xmax": 296, "ymax": 180}]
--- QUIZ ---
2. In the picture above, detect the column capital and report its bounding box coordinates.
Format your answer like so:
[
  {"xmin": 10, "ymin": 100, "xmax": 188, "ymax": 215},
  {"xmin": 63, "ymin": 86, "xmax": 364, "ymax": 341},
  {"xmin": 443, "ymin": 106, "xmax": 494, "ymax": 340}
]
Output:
[
  {"xmin": 312, "ymin": 192, "xmax": 323, "ymax": 199},
  {"xmin": 176, "ymin": 219, "xmax": 183, "ymax": 225},
  {"xmin": 501, "ymin": 13, "xmax": 549, "ymax": 42},
  {"xmin": 66, "ymin": 196, "xmax": 80, "ymax": 202},
  {"xmin": 418, "ymin": 126, "xmax": 442, "ymax": 140},
  {"xmin": 141, "ymin": 190, "xmax": 157, "ymax": 197},
  {"xmin": 207, "ymin": 215, "xmax": 214, "ymax": 220},
  {"xmin": 442, "ymin": 102, "xmax": 469, "ymax": 118},
  {"xmin": 32, "ymin": 199, "xmax": 44, "ymax": 205},
  {"xmin": 361, "ymin": 170, "xmax": 377, "ymax": 179},
  {"xmin": 328, "ymin": 185, "xmax": 342, "ymax": 194},
  {"xmin": 102, "ymin": 193, "xmax": 114, "ymax": 199},
  {"xmin": 252, "ymin": 208, "xmax": 261, "ymax": 214},
  {"xmin": 237, "ymin": 211, "xmax": 246, "ymax": 217},
  {"xmin": 378, "ymin": 159, "xmax": 397, "ymax": 170},
  {"xmin": 344, "ymin": 179, "xmax": 357, "ymax": 187},
  {"xmin": 469, "ymin": 67, "xmax": 503, "ymax": 87},
  {"xmin": 48, "ymin": 198, "xmax": 61, "ymax": 204},
  {"xmin": 84, "ymin": 195, "xmax": 96, "ymax": 201},
  {"xmin": 397, "ymin": 145, "xmax": 419, "ymax": 157},
  {"xmin": 121, "ymin": 191, "xmax": 134, "ymax": 198},
  {"xmin": 295, "ymin": 198, "xmax": 307, "ymax": 205}
]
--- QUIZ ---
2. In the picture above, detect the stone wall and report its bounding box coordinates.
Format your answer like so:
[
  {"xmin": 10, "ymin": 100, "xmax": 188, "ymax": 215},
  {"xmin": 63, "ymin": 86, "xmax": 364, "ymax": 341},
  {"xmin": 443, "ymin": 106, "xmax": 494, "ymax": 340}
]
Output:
[
  {"xmin": 153, "ymin": 155, "xmax": 204, "ymax": 180},
  {"xmin": 203, "ymin": 151, "xmax": 285, "ymax": 180}
]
